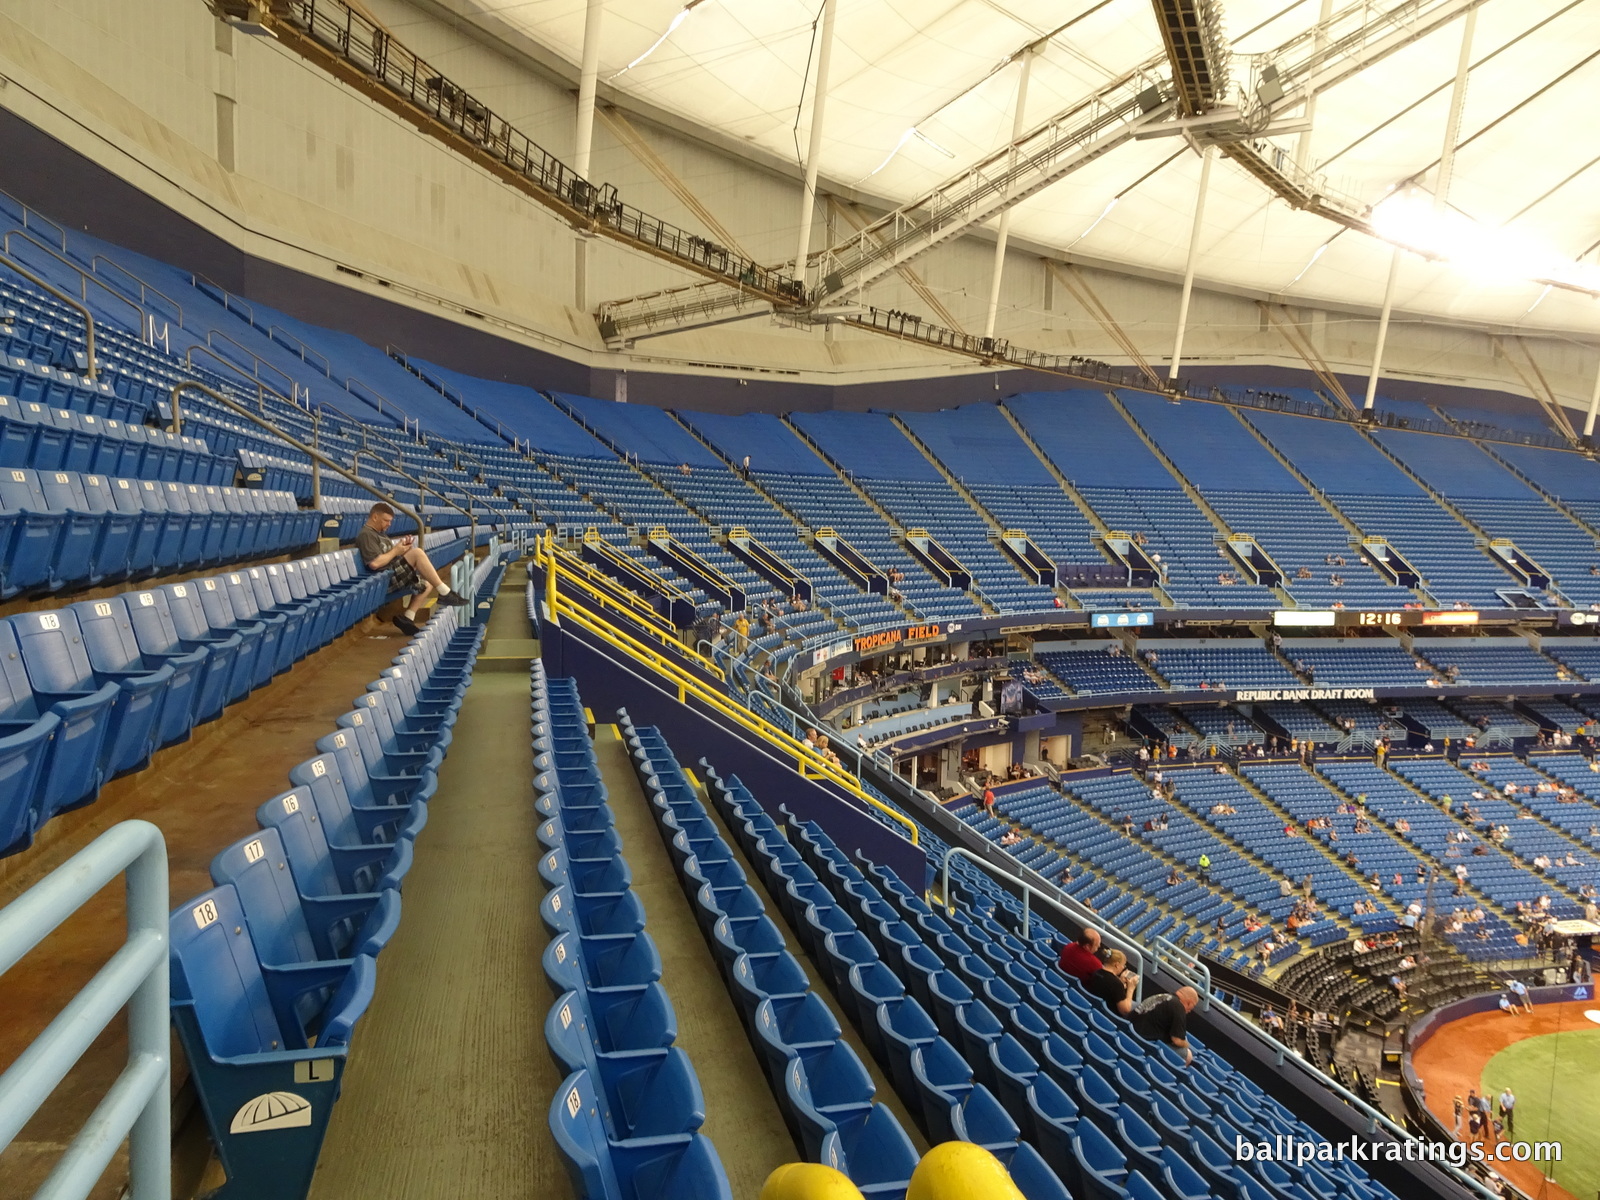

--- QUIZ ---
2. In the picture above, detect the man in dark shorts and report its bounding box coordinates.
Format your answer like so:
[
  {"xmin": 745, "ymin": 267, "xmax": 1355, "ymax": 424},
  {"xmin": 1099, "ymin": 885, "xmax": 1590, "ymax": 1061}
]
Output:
[
  {"xmin": 355, "ymin": 502, "xmax": 468, "ymax": 635},
  {"xmin": 1081, "ymin": 948, "xmax": 1136, "ymax": 1016},
  {"xmin": 1131, "ymin": 986, "xmax": 1198, "ymax": 1065}
]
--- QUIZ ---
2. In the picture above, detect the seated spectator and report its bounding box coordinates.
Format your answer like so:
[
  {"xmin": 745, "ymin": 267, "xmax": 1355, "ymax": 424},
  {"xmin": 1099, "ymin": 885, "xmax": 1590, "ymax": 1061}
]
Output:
[
  {"xmin": 1131, "ymin": 987, "xmax": 1199, "ymax": 1064},
  {"xmin": 1081, "ymin": 949, "xmax": 1137, "ymax": 1016},
  {"xmin": 1057, "ymin": 928, "xmax": 1105, "ymax": 982},
  {"xmin": 357, "ymin": 502, "xmax": 470, "ymax": 635}
]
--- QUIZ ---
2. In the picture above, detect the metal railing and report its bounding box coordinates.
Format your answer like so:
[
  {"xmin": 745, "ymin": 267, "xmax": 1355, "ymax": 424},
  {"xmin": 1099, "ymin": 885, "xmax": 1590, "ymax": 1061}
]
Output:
[
  {"xmin": 0, "ymin": 185, "xmax": 69, "ymax": 253},
  {"xmin": 208, "ymin": 328, "xmax": 300, "ymax": 401},
  {"xmin": 2, "ymin": 229, "xmax": 146, "ymax": 346},
  {"xmin": 273, "ymin": 0, "xmax": 801, "ymax": 305},
  {"xmin": 345, "ymin": 375, "xmax": 418, "ymax": 433},
  {"xmin": 0, "ymin": 250, "xmax": 98, "ymax": 380},
  {"xmin": 0, "ymin": 821, "xmax": 169, "ymax": 1200},
  {"xmin": 170, "ymin": 380, "xmax": 428, "ymax": 535},
  {"xmin": 90, "ymin": 255, "xmax": 183, "ymax": 332},
  {"xmin": 939, "ymin": 846, "xmax": 1152, "ymax": 1003}
]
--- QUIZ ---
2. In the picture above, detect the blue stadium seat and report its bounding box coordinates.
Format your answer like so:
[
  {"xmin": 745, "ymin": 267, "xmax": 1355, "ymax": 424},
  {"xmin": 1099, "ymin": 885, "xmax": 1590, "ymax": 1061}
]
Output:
[
  {"xmin": 8, "ymin": 608, "xmax": 140, "ymax": 778},
  {"xmin": 256, "ymin": 786, "xmax": 416, "ymax": 896},
  {"xmin": 169, "ymin": 884, "xmax": 373, "ymax": 1200},
  {"xmin": 549, "ymin": 1069, "xmax": 733, "ymax": 1200},
  {"xmin": 211, "ymin": 826, "xmax": 401, "ymax": 965}
]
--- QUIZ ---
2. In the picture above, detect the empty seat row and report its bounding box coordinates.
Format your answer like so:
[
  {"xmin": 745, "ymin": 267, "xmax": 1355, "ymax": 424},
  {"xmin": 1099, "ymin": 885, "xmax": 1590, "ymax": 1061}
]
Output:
[
  {"xmin": 0, "ymin": 351, "xmax": 148, "ymax": 425},
  {"xmin": 535, "ymin": 672, "xmax": 735, "ymax": 1200},
  {"xmin": 0, "ymin": 468, "xmax": 316, "ymax": 596},
  {"xmin": 169, "ymin": 597, "xmax": 485, "ymax": 1200},
  {"xmin": 0, "ymin": 396, "xmax": 228, "ymax": 483},
  {"xmin": 618, "ymin": 711, "xmax": 933, "ymax": 1198},
  {"xmin": 0, "ymin": 544, "xmax": 458, "ymax": 858},
  {"xmin": 694, "ymin": 758, "xmax": 1079, "ymax": 1200}
]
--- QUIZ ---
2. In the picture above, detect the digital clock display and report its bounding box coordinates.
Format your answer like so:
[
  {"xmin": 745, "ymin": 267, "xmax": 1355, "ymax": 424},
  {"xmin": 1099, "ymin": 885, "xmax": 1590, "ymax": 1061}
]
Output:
[
  {"xmin": 1274, "ymin": 609, "xmax": 1480, "ymax": 628},
  {"xmin": 1355, "ymin": 611, "xmax": 1403, "ymax": 626}
]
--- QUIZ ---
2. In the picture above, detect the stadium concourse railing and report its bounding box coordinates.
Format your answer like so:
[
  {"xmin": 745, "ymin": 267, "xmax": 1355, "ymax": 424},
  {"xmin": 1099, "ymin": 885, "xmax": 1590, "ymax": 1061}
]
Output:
[
  {"xmin": 531, "ymin": 534, "xmax": 920, "ymax": 848},
  {"xmin": 0, "ymin": 821, "xmax": 170, "ymax": 1200},
  {"xmin": 267, "ymin": 0, "xmax": 802, "ymax": 309}
]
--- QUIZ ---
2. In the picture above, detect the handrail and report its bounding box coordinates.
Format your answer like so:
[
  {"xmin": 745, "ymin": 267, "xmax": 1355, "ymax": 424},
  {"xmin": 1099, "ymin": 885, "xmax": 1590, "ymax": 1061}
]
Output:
[
  {"xmin": 90, "ymin": 256, "xmax": 184, "ymax": 330},
  {"xmin": 3, "ymin": 229, "xmax": 146, "ymax": 345},
  {"xmin": 182, "ymin": 343, "xmax": 283, "ymax": 416},
  {"xmin": 353, "ymin": 449, "xmax": 475, "ymax": 554},
  {"xmin": 939, "ymin": 846, "xmax": 1147, "ymax": 1003},
  {"xmin": 0, "ymin": 184, "xmax": 68, "ymax": 252},
  {"xmin": 545, "ymin": 540, "xmax": 723, "ymax": 678},
  {"xmin": 170, "ymin": 381, "xmax": 428, "ymax": 535},
  {"xmin": 550, "ymin": 550, "xmax": 689, "ymax": 647},
  {"xmin": 537, "ymin": 541, "xmax": 919, "ymax": 845},
  {"xmin": 0, "ymin": 820, "xmax": 169, "ymax": 1199},
  {"xmin": 208, "ymin": 329, "xmax": 300, "ymax": 400},
  {"xmin": 268, "ymin": 324, "xmax": 332, "ymax": 377},
  {"xmin": 190, "ymin": 271, "xmax": 256, "ymax": 327},
  {"xmin": 345, "ymin": 376, "xmax": 418, "ymax": 433},
  {"xmin": 0, "ymin": 250, "xmax": 97, "ymax": 380}
]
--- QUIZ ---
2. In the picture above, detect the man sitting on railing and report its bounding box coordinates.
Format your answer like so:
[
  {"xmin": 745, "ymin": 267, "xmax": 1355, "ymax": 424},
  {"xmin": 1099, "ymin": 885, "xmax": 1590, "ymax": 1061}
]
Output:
[{"xmin": 357, "ymin": 501, "xmax": 469, "ymax": 634}]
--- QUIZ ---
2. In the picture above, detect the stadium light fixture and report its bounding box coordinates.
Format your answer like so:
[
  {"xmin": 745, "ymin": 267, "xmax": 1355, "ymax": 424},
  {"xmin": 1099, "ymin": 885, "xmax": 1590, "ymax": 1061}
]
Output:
[
  {"xmin": 1371, "ymin": 189, "xmax": 1600, "ymax": 294},
  {"xmin": 1069, "ymin": 196, "xmax": 1120, "ymax": 247},
  {"xmin": 609, "ymin": 0, "xmax": 708, "ymax": 81}
]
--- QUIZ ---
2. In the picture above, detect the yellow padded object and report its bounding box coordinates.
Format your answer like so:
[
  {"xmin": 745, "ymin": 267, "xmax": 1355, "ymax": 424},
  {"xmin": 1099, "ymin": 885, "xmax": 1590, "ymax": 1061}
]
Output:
[
  {"xmin": 758, "ymin": 1161, "xmax": 866, "ymax": 1200},
  {"xmin": 907, "ymin": 1142, "xmax": 1026, "ymax": 1200}
]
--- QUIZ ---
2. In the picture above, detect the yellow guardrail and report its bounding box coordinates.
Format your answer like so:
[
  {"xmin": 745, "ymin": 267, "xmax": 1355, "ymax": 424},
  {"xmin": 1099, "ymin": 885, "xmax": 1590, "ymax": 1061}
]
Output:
[
  {"xmin": 535, "ymin": 532, "xmax": 724, "ymax": 683},
  {"xmin": 558, "ymin": 543, "xmax": 680, "ymax": 634},
  {"xmin": 538, "ymin": 542, "xmax": 918, "ymax": 847}
]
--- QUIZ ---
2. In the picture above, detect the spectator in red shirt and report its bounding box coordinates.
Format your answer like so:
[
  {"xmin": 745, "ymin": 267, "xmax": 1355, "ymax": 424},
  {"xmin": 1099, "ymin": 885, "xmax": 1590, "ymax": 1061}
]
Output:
[
  {"xmin": 981, "ymin": 788, "xmax": 996, "ymax": 812},
  {"xmin": 1058, "ymin": 927, "xmax": 1104, "ymax": 981}
]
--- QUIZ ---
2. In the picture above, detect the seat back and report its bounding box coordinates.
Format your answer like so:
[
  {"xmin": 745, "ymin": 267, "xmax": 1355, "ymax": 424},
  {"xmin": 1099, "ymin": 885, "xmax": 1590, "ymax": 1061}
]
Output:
[
  {"xmin": 196, "ymin": 576, "xmax": 240, "ymax": 630},
  {"xmin": 287, "ymin": 753, "xmax": 363, "ymax": 844},
  {"xmin": 124, "ymin": 588, "xmax": 185, "ymax": 656},
  {"xmin": 162, "ymin": 582, "xmax": 220, "ymax": 642},
  {"xmin": 135, "ymin": 478, "xmax": 167, "ymax": 513},
  {"xmin": 549, "ymin": 1069, "xmax": 625, "ymax": 1200},
  {"xmin": 70, "ymin": 596, "xmax": 144, "ymax": 672},
  {"xmin": 210, "ymin": 827, "xmax": 319, "ymax": 967},
  {"xmin": 0, "ymin": 466, "xmax": 47, "ymax": 511},
  {"xmin": 223, "ymin": 572, "xmax": 263, "ymax": 621},
  {"xmin": 282, "ymin": 561, "xmax": 310, "ymax": 601},
  {"xmin": 255, "ymin": 787, "xmax": 345, "ymax": 898},
  {"xmin": 0, "ymin": 620, "xmax": 42, "ymax": 721},
  {"xmin": 105, "ymin": 476, "xmax": 144, "ymax": 515},
  {"xmin": 77, "ymin": 473, "xmax": 116, "ymax": 514},
  {"xmin": 262, "ymin": 563, "xmax": 295, "ymax": 605},
  {"xmin": 12, "ymin": 607, "xmax": 95, "ymax": 694},
  {"xmin": 169, "ymin": 884, "xmax": 286, "ymax": 1058}
]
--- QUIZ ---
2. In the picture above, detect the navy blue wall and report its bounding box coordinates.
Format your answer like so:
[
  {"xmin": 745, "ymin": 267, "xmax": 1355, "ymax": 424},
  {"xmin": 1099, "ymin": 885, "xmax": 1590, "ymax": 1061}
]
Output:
[{"xmin": 541, "ymin": 617, "xmax": 927, "ymax": 886}]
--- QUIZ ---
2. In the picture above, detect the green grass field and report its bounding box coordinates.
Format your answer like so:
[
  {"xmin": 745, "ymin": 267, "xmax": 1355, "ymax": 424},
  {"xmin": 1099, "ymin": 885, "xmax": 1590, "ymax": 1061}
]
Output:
[{"xmin": 1480, "ymin": 1026, "xmax": 1600, "ymax": 1198}]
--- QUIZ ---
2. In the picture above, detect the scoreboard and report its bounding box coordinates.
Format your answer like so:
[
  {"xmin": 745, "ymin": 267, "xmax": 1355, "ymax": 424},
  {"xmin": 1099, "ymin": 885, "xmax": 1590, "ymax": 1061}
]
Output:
[{"xmin": 1274, "ymin": 609, "xmax": 1480, "ymax": 629}]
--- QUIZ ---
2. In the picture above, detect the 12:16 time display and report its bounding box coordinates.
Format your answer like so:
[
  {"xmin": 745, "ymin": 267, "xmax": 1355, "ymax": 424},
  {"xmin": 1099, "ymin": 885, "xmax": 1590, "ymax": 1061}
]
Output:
[{"xmin": 1353, "ymin": 611, "xmax": 1404, "ymax": 627}]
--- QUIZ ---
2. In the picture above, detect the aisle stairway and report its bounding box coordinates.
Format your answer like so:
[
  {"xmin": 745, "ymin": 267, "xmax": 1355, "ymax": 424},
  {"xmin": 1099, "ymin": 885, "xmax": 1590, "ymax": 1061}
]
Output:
[{"xmin": 308, "ymin": 576, "xmax": 555, "ymax": 1200}]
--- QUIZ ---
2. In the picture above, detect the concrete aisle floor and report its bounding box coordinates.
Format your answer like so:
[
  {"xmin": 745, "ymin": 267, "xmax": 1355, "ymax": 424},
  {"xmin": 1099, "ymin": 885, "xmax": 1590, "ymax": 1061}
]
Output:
[
  {"xmin": 309, "ymin": 597, "xmax": 557, "ymax": 1200},
  {"xmin": 0, "ymin": 615, "xmax": 413, "ymax": 1200},
  {"xmin": 590, "ymin": 724, "xmax": 797, "ymax": 1197}
]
